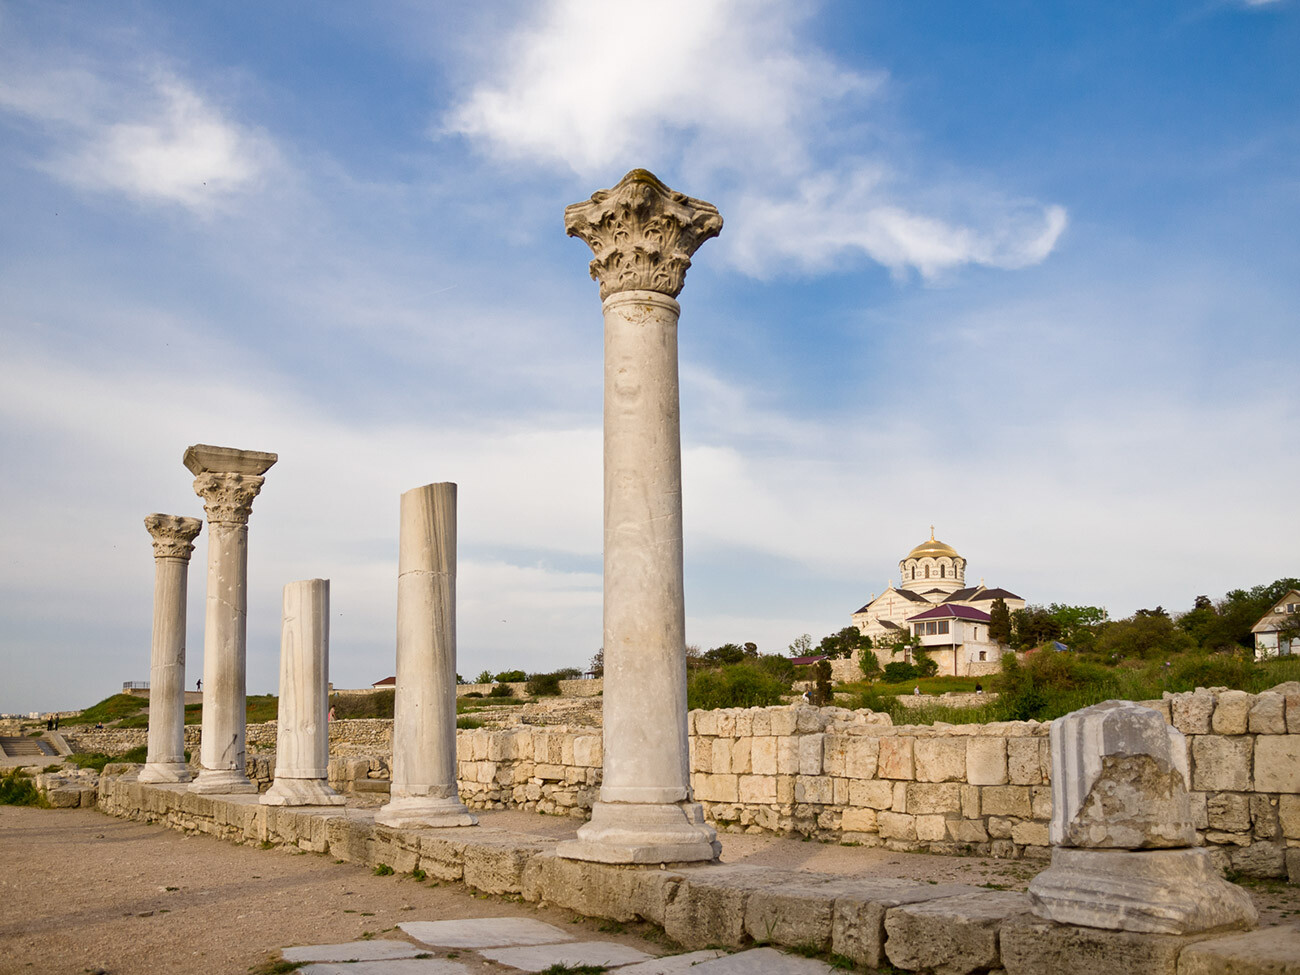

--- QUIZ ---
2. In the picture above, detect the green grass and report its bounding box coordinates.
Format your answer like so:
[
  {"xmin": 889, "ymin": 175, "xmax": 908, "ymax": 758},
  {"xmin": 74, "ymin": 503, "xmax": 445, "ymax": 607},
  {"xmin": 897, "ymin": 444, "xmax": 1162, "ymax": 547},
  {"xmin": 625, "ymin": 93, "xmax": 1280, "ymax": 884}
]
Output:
[
  {"xmin": 373, "ymin": 863, "xmax": 394, "ymax": 876},
  {"xmin": 246, "ymin": 695, "xmax": 279, "ymax": 723},
  {"xmin": 0, "ymin": 769, "xmax": 49, "ymax": 807},
  {"xmin": 456, "ymin": 717, "xmax": 485, "ymax": 729},
  {"xmin": 71, "ymin": 693, "xmax": 147, "ymax": 726},
  {"xmin": 67, "ymin": 744, "xmax": 150, "ymax": 772},
  {"xmin": 843, "ymin": 675, "xmax": 984, "ymax": 696}
]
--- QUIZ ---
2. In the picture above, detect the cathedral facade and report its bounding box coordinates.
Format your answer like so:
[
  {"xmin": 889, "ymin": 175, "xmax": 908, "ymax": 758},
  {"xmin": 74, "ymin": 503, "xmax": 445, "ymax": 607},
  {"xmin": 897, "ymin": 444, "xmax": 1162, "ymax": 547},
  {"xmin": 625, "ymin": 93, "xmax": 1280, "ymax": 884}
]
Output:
[{"xmin": 850, "ymin": 530, "xmax": 1025, "ymax": 678}]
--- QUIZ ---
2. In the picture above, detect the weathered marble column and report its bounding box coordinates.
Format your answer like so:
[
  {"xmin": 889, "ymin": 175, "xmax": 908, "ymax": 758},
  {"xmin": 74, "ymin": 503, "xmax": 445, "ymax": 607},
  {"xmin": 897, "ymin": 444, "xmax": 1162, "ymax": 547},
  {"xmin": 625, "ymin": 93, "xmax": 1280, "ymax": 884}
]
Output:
[
  {"xmin": 262, "ymin": 579, "xmax": 343, "ymax": 806},
  {"xmin": 375, "ymin": 482, "xmax": 476, "ymax": 828},
  {"xmin": 557, "ymin": 169, "xmax": 722, "ymax": 863},
  {"xmin": 186, "ymin": 444, "xmax": 278, "ymax": 794},
  {"xmin": 139, "ymin": 513, "xmax": 203, "ymax": 783}
]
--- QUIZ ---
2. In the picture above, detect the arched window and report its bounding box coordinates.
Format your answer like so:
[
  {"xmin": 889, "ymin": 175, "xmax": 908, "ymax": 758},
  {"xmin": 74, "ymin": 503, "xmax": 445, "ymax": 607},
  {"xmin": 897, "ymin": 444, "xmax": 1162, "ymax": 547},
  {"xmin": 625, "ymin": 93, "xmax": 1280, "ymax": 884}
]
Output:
[
  {"xmin": 910, "ymin": 566, "xmax": 914, "ymax": 580},
  {"xmin": 924, "ymin": 564, "xmax": 930, "ymax": 579},
  {"xmin": 940, "ymin": 565, "xmax": 946, "ymax": 578}
]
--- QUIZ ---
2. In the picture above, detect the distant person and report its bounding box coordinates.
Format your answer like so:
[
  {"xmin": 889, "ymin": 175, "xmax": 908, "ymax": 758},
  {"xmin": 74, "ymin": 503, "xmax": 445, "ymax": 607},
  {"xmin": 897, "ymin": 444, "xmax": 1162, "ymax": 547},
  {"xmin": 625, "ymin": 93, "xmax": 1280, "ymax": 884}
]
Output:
[
  {"xmin": 975, "ymin": 683, "xmax": 983, "ymax": 694},
  {"xmin": 53, "ymin": 716, "xmax": 59, "ymax": 730},
  {"xmin": 802, "ymin": 689, "xmax": 812, "ymax": 705},
  {"xmin": 46, "ymin": 717, "xmax": 53, "ymax": 731},
  {"xmin": 95, "ymin": 721, "xmax": 103, "ymax": 729},
  {"xmin": 196, "ymin": 678, "xmax": 202, "ymax": 691},
  {"xmin": 913, "ymin": 686, "xmax": 920, "ymax": 696},
  {"xmin": 327, "ymin": 706, "xmax": 336, "ymax": 722}
]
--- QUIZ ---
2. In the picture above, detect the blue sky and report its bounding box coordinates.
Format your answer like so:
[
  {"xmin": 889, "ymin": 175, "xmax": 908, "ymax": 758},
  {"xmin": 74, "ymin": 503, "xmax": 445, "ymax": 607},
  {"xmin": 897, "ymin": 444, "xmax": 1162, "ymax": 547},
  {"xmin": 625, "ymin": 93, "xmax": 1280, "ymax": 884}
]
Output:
[{"xmin": 1, "ymin": 0, "xmax": 1296, "ymax": 714}]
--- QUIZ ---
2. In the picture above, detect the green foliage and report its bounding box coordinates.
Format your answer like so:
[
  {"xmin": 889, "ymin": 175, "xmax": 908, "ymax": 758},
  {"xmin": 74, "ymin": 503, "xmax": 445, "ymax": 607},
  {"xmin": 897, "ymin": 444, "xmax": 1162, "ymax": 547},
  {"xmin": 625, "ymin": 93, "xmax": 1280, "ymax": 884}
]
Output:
[
  {"xmin": 1095, "ymin": 612, "xmax": 1196, "ymax": 660},
  {"xmin": 67, "ymin": 752, "xmax": 114, "ymax": 772},
  {"xmin": 811, "ymin": 659, "xmax": 834, "ymax": 705},
  {"xmin": 702, "ymin": 642, "xmax": 758, "ymax": 665},
  {"xmin": 475, "ymin": 670, "xmax": 494, "ymax": 684},
  {"xmin": 788, "ymin": 633, "xmax": 813, "ymax": 657},
  {"xmin": 849, "ymin": 688, "xmax": 902, "ymax": 719},
  {"xmin": 494, "ymin": 670, "xmax": 527, "ymax": 683},
  {"xmin": 1166, "ymin": 653, "xmax": 1258, "ymax": 691},
  {"xmin": 988, "ymin": 598, "xmax": 1012, "ymax": 645},
  {"xmin": 488, "ymin": 683, "xmax": 514, "ymax": 698},
  {"xmin": 752, "ymin": 653, "xmax": 796, "ymax": 684},
  {"xmin": 0, "ymin": 769, "xmax": 48, "ymax": 807},
  {"xmin": 1010, "ymin": 605, "xmax": 1063, "ymax": 649},
  {"xmin": 911, "ymin": 647, "xmax": 939, "ymax": 678},
  {"xmin": 72, "ymin": 694, "xmax": 146, "ymax": 726},
  {"xmin": 373, "ymin": 863, "xmax": 394, "ymax": 876},
  {"xmin": 1177, "ymin": 578, "xmax": 1300, "ymax": 651},
  {"xmin": 1046, "ymin": 603, "xmax": 1109, "ymax": 652},
  {"xmin": 817, "ymin": 626, "xmax": 870, "ymax": 660},
  {"xmin": 525, "ymin": 672, "xmax": 563, "ymax": 697},
  {"xmin": 688, "ymin": 661, "xmax": 791, "ymax": 710},
  {"xmin": 588, "ymin": 648, "xmax": 604, "ymax": 677},
  {"xmin": 857, "ymin": 647, "xmax": 880, "ymax": 679},
  {"xmin": 882, "ymin": 661, "xmax": 918, "ymax": 683},
  {"xmin": 456, "ymin": 716, "xmax": 484, "ymax": 729},
  {"xmin": 331, "ymin": 690, "xmax": 394, "ymax": 719},
  {"xmin": 246, "ymin": 695, "xmax": 279, "ymax": 724}
]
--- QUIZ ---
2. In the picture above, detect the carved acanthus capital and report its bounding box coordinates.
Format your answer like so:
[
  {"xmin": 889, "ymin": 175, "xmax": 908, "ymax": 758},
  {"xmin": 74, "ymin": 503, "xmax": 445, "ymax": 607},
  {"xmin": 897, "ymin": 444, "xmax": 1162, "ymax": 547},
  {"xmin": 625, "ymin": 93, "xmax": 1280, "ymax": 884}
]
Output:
[
  {"xmin": 565, "ymin": 169, "xmax": 722, "ymax": 301},
  {"xmin": 144, "ymin": 513, "xmax": 203, "ymax": 561},
  {"xmin": 192, "ymin": 472, "xmax": 265, "ymax": 526}
]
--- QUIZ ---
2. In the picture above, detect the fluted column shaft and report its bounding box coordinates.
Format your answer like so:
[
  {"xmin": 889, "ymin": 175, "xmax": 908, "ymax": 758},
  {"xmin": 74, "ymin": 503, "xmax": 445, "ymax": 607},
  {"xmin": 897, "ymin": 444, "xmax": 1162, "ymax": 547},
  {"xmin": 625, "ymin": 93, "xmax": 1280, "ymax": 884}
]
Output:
[
  {"xmin": 140, "ymin": 514, "xmax": 202, "ymax": 783},
  {"xmin": 262, "ymin": 579, "xmax": 342, "ymax": 805},
  {"xmin": 375, "ymin": 482, "xmax": 475, "ymax": 828}
]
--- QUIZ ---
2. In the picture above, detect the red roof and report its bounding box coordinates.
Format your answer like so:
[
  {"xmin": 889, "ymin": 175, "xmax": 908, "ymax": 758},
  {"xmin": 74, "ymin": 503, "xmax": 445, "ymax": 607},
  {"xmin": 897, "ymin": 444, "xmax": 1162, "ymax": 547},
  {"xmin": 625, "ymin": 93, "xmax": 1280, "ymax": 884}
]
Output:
[
  {"xmin": 372, "ymin": 676, "xmax": 396, "ymax": 687},
  {"xmin": 907, "ymin": 605, "xmax": 992, "ymax": 623}
]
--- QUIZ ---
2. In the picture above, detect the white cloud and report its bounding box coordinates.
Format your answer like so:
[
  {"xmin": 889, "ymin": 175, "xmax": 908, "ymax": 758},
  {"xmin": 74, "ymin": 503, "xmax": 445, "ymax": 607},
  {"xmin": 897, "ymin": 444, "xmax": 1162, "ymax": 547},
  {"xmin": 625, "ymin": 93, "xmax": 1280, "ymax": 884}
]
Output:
[
  {"xmin": 443, "ymin": 0, "xmax": 1066, "ymax": 280},
  {"xmin": 0, "ymin": 61, "xmax": 274, "ymax": 212}
]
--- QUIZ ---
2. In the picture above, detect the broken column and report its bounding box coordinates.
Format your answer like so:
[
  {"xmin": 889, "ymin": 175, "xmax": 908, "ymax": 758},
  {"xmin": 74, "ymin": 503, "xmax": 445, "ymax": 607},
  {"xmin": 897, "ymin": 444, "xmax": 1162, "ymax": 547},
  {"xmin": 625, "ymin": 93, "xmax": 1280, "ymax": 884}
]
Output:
[
  {"xmin": 262, "ymin": 579, "xmax": 343, "ymax": 806},
  {"xmin": 1028, "ymin": 699, "xmax": 1257, "ymax": 933},
  {"xmin": 375, "ymin": 482, "xmax": 476, "ymax": 828},
  {"xmin": 557, "ymin": 169, "xmax": 722, "ymax": 864},
  {"xmin": 186, "ymin": 444, "xmax": 278, "ymax": 794},
  {"xmin": 139, "ymin": 513, "xmax": 203, "ymax": 783}
]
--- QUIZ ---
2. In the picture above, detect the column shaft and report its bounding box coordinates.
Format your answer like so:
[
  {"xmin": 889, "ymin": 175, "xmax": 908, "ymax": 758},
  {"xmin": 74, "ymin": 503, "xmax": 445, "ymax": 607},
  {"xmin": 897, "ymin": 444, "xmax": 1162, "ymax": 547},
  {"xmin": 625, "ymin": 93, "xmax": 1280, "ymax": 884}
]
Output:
[
  {"xmin": 600, "ymin": 291, "xmax": 690, "ymax": 802},
  {"xmin": 262, "ymin": 579, "xmax": 342, "ymax": 805},
  {"xmin": 375, "ymin": 482, "xmax": 475, "ymax": 828},
  {"xmin": 196, "ymin": 520, "xmax": 252, "ymax": 789}
]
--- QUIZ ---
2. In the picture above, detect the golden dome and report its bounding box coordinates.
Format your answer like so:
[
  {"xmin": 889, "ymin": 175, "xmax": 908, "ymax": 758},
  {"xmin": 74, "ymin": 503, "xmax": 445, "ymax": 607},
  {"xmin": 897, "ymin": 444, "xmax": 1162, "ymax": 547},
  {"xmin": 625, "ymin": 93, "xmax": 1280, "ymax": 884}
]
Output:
[{"xmin": 906, "ymin": 527, "xmax": 959, "ymax": 560}]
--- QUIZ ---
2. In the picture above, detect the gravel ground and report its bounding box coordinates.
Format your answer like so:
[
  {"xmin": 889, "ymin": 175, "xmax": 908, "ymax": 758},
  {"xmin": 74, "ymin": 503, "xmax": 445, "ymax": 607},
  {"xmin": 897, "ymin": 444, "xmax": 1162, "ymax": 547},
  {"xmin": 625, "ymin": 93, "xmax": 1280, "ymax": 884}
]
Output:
[{"xmin": 3, "ymin": 804, "xmax": 1297, "ymax": 975}]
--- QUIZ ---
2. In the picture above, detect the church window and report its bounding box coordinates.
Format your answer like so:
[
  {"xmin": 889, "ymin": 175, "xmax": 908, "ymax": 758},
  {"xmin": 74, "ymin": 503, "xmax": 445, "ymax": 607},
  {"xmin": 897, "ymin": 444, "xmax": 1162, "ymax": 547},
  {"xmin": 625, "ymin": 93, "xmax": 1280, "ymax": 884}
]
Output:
[
  {"xmin": 924, "ymin": 565, "xmax": 930, "ymax": 579},
  {"xmin": 940, "ymin": 565, "xmax": 946, "ymax": 578}
]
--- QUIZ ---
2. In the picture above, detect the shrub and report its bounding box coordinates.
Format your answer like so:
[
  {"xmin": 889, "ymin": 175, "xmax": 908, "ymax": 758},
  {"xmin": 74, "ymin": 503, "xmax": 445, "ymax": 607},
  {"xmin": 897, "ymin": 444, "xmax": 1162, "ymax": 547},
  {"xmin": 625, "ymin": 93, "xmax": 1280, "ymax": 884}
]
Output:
[
  {"xmin": 525, "ymin": 672, "xmax": 563, "ymax": 697},
  {"xmin": 858, "ymin": 649, "xmax": 881, "ymax": 679},
  {"xmin": 331, "ymin": 690, "xmax": 395, "ymax": 720},
  {"xmin": 456, "ymin": 717, "xmax": 484, "ymax": 729},
  {"xmin": 882, "ymin": 662, "xmax": 918, "ymax": 683},
  {"xmin": 488, "ymin": 683, "xmax": 514, "ymax": 698},
  {"xmin": 0, "ymin": 769, "xmax": 47, "ymax": 807},
  {"xmin": 1167, "ymin": 653, "xmax": 1258, "ymax": 692},
  {"xmin": 494, "ymin": 670, "xmax": 527, "ymax": 683},
  {"xmin": 850, "ymin": 688, "xmax": 901, "ymax": 720},
  {"xmin": 688, "ymin": 661, "xmax": 790, "ymax": 710},
  {"xmin": 461, "ymin": 691, "xmax": 484, "ymax": 699}
]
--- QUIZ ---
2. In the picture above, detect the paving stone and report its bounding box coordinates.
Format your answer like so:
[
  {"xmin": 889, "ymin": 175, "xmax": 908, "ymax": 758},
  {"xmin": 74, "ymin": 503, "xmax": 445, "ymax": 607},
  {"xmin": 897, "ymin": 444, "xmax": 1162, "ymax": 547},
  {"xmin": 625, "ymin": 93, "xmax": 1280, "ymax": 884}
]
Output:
[
  {"xmin": 613, "ymin": 949, "xmax": 728, "ymax": 975},
  {"xmin": 999, "ymin": 914, "xmax": 1207, "ymax": 975},
  {"xmin": 884, "ymin": 890, "xmax": 1030, "ymax": 975},
  {"xmin": 399, "ymin": 917, "xmax": 574, "ymax": 948},
  {"xmin": 684, "ymin": 947, "xmax": 836, "ymax": 975},
  {"xmin": 1178, "ymin": 926, "xmax": 1300, "ymax": 974},
  {"xmin": 300, "ymin": 960, "xmax": 469, "ymax": 975},
  {"xmin": 830, "ymin": 880, "xmax": 982, "ymax": 968},
  {"xmin": 478, "ymin": 941, "xmax": 654, "ymax": 971},
  {"xmin": 283, "ymin": 940, "xmax": 428, "ymax": 962}
]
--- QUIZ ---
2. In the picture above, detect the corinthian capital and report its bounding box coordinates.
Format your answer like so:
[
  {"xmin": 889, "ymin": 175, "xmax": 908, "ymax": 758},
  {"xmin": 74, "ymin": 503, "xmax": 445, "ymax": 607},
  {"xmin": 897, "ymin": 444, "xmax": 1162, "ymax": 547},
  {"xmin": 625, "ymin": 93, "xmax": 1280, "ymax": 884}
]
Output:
[
  {"xmin": 193, "ymin": 472, "xmax": 265, "ymax": 526},
  {"xmin": 144, "ymin": 513, "xmax": 203, "ymax": 560},
  {"xmin": 565, "ymin": 169, "xmax": 722, "ymax": 301}
]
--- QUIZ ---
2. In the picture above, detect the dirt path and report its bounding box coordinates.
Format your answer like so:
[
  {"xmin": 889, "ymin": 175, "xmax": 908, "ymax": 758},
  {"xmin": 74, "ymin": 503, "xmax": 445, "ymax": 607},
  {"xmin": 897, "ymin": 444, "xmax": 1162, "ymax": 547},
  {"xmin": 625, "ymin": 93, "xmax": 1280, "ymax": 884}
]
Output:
[{"xmin": 0, "ymin": 807, "xmax": 664, "ymax": 975}]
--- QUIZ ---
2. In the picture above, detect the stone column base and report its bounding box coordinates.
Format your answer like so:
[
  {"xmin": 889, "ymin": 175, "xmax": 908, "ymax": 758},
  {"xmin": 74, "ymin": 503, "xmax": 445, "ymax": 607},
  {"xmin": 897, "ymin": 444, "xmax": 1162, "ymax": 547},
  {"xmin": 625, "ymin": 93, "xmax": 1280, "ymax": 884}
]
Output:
[
  {"xmin": 1028, "ymin": 847, "xmax": 1258, "ymax": 935},
  {"xmin": 374, "ymin": 795, "xmax": 477, "ymax": 829},
  {"xmin": 189, "ymin": 768, "xmax": 258, "ymax": 794},
  {"xmin": 556, "ymin": 800, "xmax": 720, "ymax": 864},
  {"xmin": 138, "ymin": 763, "xmax": 191, "ymax": 784},
  {"xmin": 260, "ymin": 776, "xmax": 344, "ymax": 806}
]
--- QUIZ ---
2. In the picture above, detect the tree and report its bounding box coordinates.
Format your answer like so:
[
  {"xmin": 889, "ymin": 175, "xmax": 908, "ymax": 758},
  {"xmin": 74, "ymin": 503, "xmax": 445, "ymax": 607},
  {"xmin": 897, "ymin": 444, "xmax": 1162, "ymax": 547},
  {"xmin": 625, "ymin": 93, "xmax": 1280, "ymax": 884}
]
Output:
[
  {"xmin": 1011, "ymin": 605, "xmax": 1062, "ymax": 649},
  {"xmin": 911, "ymin": 646, "xmax": 939, "ymax": 677},
  {"xmin": 475, "ymin": 669, "xmax": 494, "ymax": 685},
  {"xmin": 703, "ymin": 643, "xmax": 750, "ymax": 665},
  {"xmin": 788, "ymin": 633, "xmax": 813, "ymax": 657},
  {"xmin": 588, "ymin": 648, "xmax": 604, "ymax": 677},
  {"xmin": 811, "ymin": 659, "xmax": 834, "ymax": 705},
  {"xmin": 1046, "ymin": 603, "xmax": 1109, "ymax": 652},
  {"xmin": 857, "ymin": 640, "xmax": 881, "ymax": 679},
  {"xmin": 988, "ymin": 598, "xmax": 1012, "ymax": 645},
  {"xmin": 817, "ymin": 626, "xmax": 871, "ymax": 660},
  {"xmin": 1094, "ymin": 613, "xmax": 1195, "ymax": 660}
]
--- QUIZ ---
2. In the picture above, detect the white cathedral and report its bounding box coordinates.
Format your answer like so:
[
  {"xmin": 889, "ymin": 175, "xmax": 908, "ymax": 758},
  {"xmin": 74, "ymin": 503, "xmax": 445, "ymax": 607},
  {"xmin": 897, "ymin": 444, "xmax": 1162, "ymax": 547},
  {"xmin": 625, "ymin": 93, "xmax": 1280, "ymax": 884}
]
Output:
[{"xmin": 851, "ymin": 529, "xmax": 1025, "ymax": 678}]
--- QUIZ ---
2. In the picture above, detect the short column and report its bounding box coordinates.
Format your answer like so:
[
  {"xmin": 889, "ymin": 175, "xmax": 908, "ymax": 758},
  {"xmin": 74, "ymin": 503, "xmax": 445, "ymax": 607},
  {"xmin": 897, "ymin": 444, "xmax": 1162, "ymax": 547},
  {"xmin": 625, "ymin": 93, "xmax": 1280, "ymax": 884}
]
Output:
[
  {"xmin": 139, "ymin": 513, "xmax": 203, "ymax": 783},
  {"xmin": 262, "ymin": 579, "xmax": 343, "ymax": 806},
  {"xmin": 186, "ymin": 443, "xmax": 278, "ymax": 794},
  {"xmin": 557, "ymin": 170, "xmax": 722, "ymax": 863},
  {"xmin": 375, "ymin": 482, "xmax": 476, "ymax": 828}
]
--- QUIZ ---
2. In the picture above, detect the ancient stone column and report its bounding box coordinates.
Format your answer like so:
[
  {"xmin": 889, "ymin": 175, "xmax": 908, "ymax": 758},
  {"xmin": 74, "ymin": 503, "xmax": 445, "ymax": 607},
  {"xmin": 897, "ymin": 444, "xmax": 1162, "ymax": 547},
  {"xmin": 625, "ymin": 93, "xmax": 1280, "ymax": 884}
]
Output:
[
  {"xmin": 262, "ymin": 579, "xmax": 343, "ymax": 806},
  {"xmin": 557, "ymin": 169, "xmax": 722, "ymax": 863},
  {"xmin": 375, "ymin": 483, "xmax": 476, "ymax": 828},
  {"xmin": 1028, "ymin": 700, "xmax": 1257, "ymax": 934},
  {"xmin": 139, "ymin": 513, "xmax": 203, "ymax": 783},
  {"xmin": 185, "ymin": 444, "xmax": 278, "ymax": 794}
]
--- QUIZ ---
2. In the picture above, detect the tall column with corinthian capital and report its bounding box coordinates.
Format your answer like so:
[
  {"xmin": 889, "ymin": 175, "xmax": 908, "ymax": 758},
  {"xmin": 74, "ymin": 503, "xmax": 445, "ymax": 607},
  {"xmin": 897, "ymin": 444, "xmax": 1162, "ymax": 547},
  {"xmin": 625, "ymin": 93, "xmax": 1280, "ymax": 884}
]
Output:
[
  {"xmin": 557, "ymin": 169, "xmax": 723, "ymax": 863},
  {"xmin": 185, "ymin": 444, "xmax": 278, "ymax": 794},
  {"xmin": 139, "ymin": 513, "xmax": 203, "ymax": 783}
]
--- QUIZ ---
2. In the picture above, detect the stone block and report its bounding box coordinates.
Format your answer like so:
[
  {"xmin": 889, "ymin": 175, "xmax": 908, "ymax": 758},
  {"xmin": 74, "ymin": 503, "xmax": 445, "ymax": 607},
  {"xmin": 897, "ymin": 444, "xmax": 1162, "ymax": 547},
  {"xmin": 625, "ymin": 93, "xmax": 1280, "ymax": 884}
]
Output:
[
  {"xmin": 878, "ymin": 737, "xmax": 914, "ymax": 780},
  {"xmin": 1207, "ymin": 793, "xmax": 1252, "ymax": 833},
  {"xmin": 520, "ymin": 852, "xmax": 683, "ymax": 924},
  {"xmin": 462, "ymin": 835, "xmax": 550, "ymax": 894},
  {"xmin": 731, "ymin": 737, "xmax": 751, "ymax": 774},
  {"xmin": 711, "ymin": 739, "xmax": 732, "ymax": 775},
  {"xmin": 738, "ymin": 774, "xmax": 777, "ymax": 804},
  {"xmin": 573, "ymin": 735, "xmax": 602, "ymax": 768},
  {"xmin": 915, "ymin": 738, "xmax": 966, "ymax": 782},
  {"xmin": 1248, "ymin": 693, "xmax": 1287, "ymax": 735},
  {"xmin": 768, "ymin": 709, "xmax": 798, "ymax": 737},
  {"xmin": 915, "ymin": 814, "xmax": 949, "ymax": 841},
  {"xmin": 749, "ymin": 737, "xmax": 776, "ymax": 775},
  {"xmin": 1254, "ymin": 735, "xmax": 1300, "ymax": 793},
  {"xmin": 1011, "ymin": 821, "xmax": 1049, "ymax": 847},
  {"xmin": 799, "ymin": 734, "xmax": 824, "ymax": 775},
  {"xmin": 830, "ymin": 879, "xmax": 981, "ymax": 968},
  {"xmin": 795, "ymin": 775, "xmax": 833, "ymax": 804},
  {"xmin": 695, "ymin": 712, "xmax": 719, "ymax": 736},
  {"xmin": 821, "ymin": 735, "xmax": 847, "ymax": 776},
  {"xmin": 1171, "ymin": 691, "xmax": 1216, "ymax": 735},
  {"xmin": 844, "ymin": 737, "xmax": 880, "ymax": 779},
  {"xmin": 840, "ymin": 807, "xmax": 878, "ymax": 832},
  {"xmin": 1178, "ymin": 927, "xmax": 1300, "ymax": 975},
  {"xmin": 1211, "ymin": 690, "xmax": 1251, "ymax": 735},
  {"xmin": 1227, "ymin": 842, "xmax": 1287, "ymax": 879},
  {"xmin": 1030, "ymin": 785, "xmax": 1052, "ymax": 821},
  {"xmin": 664, "ymin": 865, "xmax": 795, "ymax": 948},
  {"xmin": 961, "ymin": 784, "xmax": 981, "ymax": 818},
  {"xmin": 751, "ymin": 710, "xmax": 772, "ymax": 736},
  {"xmin": 1289, "ymin": 848, "xmax": 1300, "ymax": 885},
  {"xmin": 1286, "ymin": 692, "xmax": 1300, "ymax": 734},
  {"xmin": 418, "ymin": 833, "xmax": 469, "ymax": 882},
  {"xmin": 743, "ymin": 880, "xmax": 839, "ymax": 949},
  {"xmin": 776, "ymin": 737, "xmax": 799, "ymax": 774},
  {"xmin": 877, "ymin": 811, "xmax": 916, "ymax": 841},
  {"xmin": 884, "ymin": 890, "xmax": 1030, "ymax": 975},
  {"xmin": 1008, "ymin": 738, "xmax": 1045, "ymax": 785},
  {"xmin": 1192, "ymin": 735, "xmax": 1252, "ymax": 792},
  {"xmin": 1250, "ymin": 794, "xmax": 1279, "ymax": 839},
  {"xmin": 966, "ymin": 737, "xmax": 1008, "ymax": 786},
  {"xmin": 905, "ymin": 782, "xmax": 962, "ymax": 815},
  {"xmin": 848, "ymin": 778, "xmax": 894, "ymax": 809},
  {"xmin": 947, "ymin": 819, "xmax": 989, "ymax": 843},
  {"xmin": 1279, "ymin": 795, "xmax": 1300, "ymax": 839},
  {"xmin": 981, "ymin": 785, "xmax": 1032, "ymax": 819},
  {"xmin": 999, "ymin": 914, "xmax": 1208, "ymax": 975}
]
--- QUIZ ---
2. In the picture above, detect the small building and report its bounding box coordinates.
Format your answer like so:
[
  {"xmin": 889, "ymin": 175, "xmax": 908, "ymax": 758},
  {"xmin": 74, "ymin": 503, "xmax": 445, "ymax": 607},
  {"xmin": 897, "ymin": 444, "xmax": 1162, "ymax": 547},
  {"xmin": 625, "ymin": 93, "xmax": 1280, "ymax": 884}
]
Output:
[
  {"xmin": 372, "ymin": 676, "xmax": 396, "ymax": 688},
  {"xmin": 1252, "ymin": 589, "xmax": 1300, "ymax": 659}
]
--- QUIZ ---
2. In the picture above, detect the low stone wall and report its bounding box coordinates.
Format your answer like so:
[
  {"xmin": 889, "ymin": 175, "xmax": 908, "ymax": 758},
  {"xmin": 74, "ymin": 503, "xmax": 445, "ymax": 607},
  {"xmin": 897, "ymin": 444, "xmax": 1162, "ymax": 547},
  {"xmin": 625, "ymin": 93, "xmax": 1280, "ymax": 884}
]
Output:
[
  {"xmin": 455, "ymin": 679, "xmax": 603, "ymax": 699},
  {"xmin": 94, "ymin": 779, "xmax": 1296, "ymax": 974}
]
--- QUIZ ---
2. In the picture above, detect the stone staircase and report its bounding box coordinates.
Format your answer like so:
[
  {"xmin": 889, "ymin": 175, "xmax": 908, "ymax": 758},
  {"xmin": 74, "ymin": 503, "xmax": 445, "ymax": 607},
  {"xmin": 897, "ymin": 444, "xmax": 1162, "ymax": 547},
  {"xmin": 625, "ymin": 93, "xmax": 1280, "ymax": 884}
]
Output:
[{"xmin": 0, "ymin": 736, "xmax": 57, "ymax": 759}]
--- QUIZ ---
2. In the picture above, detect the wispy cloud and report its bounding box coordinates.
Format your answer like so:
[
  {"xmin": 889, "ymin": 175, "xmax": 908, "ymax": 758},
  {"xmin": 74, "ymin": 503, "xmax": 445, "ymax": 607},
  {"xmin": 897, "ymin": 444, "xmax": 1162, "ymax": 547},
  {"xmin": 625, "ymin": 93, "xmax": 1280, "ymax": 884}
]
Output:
[
  {"xmin": 443, "ymin": 0, "xmax": 1066, "ymax": 280},
  {"xmin": 0, "ymin": 58, "xmax": 275, "ymax": 213}
]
